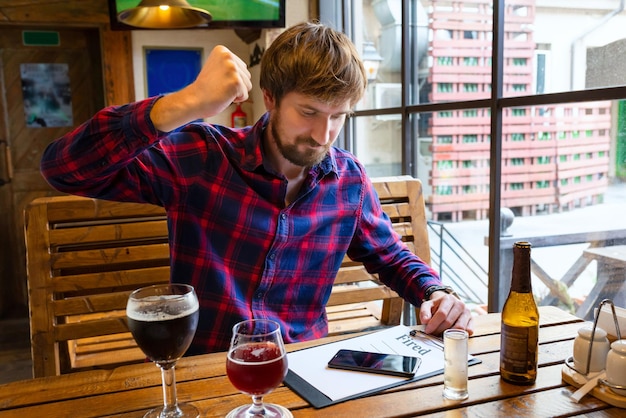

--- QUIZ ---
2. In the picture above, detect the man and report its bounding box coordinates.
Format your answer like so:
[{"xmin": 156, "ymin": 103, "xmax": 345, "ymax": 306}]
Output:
[{"xmin": 40, "ymin": 22, "xmax": 473, "ymax": 355}]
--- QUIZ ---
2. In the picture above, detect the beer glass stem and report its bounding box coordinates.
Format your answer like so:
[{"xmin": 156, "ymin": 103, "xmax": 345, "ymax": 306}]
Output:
[
  {"xmin": 248, "ymin": 395, "xmax": 266, "ymax": 415},
  {"xmin": 159, "ymin": 362, "xmax": 182, "ymax": 416}
]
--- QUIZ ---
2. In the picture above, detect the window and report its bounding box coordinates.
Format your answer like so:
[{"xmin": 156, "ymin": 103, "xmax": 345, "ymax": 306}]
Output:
[{"xmin": 328, "ymin": 0, "xmax": 626, "ymax": 315}]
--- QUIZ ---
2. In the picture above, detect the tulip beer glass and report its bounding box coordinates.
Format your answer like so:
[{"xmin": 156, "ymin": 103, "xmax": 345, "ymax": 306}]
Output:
[
  {"xmin": 127, "ymin": 283, "xmax": 200, "ymax": 418},
  {"xmin": 226, "ymin": 319, "xmax": 290, "ymax": 418}
]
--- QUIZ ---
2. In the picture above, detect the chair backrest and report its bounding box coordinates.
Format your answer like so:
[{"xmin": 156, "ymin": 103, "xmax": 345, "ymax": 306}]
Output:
[
  {"xmin": 25, "ymin": 196, "xmax": 169, "ymax": 377},
  {"xmin": 326, "ymin": 176, "xmax": 431, "ymax": 334},
  {"xmin": 25, "ymin": 176, "xmax": 430, "ymax": 377}
]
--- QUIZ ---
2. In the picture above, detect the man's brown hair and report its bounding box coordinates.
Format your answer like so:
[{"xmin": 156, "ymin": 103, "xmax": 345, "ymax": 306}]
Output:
[{"xmin": 260, "ymin": 21, "xmax": 367, "ymax": 107}]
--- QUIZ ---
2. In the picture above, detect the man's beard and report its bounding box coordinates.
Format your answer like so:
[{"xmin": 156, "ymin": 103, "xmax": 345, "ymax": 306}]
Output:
[{"xmin": 270, "ymin": 112, "xmax": 330, "ymax": 167}]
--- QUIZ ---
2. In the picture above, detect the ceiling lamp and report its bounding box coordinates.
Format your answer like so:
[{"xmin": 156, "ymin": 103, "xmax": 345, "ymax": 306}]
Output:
[{"xmin": 118, "ymin": 0, "xmax": 212, "ymax": 29}]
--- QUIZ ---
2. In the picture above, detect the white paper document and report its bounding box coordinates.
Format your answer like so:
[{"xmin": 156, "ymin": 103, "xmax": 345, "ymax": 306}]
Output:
[{"xmin": 287, "ymin": 325, "xmax": 449, "ymax": 401}]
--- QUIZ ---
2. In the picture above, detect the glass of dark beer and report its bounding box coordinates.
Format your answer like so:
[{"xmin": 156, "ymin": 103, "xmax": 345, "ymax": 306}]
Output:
[
  {"xmin": 127, "ymin": 283, "xmax": 200, "ymax": 418},
  {"xmin": 226, "ymin": 319, "xmax": 290, "ymax": 418}
]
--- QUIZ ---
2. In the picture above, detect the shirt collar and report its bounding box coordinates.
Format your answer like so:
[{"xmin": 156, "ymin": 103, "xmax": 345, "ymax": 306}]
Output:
[{"xmin": 240, "ymin": 113, "xmax": 338, "ymax": 178}]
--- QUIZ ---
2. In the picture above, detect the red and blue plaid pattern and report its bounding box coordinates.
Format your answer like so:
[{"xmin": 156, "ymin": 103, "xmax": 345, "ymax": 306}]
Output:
[{"xmin": 41, "ymin": 97, "xmax": 441, "ymax": 354}]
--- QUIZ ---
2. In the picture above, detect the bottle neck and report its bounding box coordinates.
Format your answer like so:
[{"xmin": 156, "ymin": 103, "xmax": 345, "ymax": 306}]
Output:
[{"xmin": 510, "ymin": 243, "xmax": 532, "ymax": 293}]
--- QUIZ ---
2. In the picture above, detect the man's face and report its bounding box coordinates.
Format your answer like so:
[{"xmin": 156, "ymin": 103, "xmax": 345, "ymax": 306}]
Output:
[{"xmin": 265, "ymin": 91, "xmax": 352, "ymax": 167}]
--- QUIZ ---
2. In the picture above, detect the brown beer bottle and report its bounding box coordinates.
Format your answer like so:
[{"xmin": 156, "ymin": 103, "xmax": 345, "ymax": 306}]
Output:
[{"xmin": 500, "ymin": 241, "xmax": 539, "ymax": 384}]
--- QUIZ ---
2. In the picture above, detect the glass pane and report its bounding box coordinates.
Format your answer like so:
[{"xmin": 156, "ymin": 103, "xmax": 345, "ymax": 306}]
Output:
[
  {"xmin": 427, "ymin": 107, "xmax": 491, "ymax": 224},
  {"xmin": 507, "ymin": 0, "xmax": 626, "ymax": 96},
  {"xmin": 502, "ymin": 1, "xmax": 534, "ymax": 97},
  {"xmin": 340, "ymin": 1, "xmax": 626, "ymax": 316},
  {"xmin": 353, "ymin": 114, "xmax": 403, "ymax": 176},
  {"xmin": 354, "ymin": 0, "xmax": 402, "ymax": 112},
  {"xmin": 496, "ymin": 99, "xmax": 626, "ymax": 317},
  {"xmin": 356, "ymin": 0, "xmax": 494, "ymax": 109},
  {"xmin": 413, "ymin": 109, "xmax": 491, "ymax": 309},
  {"xmin": 419, "ymin": 0, "xmax": 494, "ymax": 104},
  {"xmin": 420, "ymin": 100, "xmax": 626, "ymax": 317}
]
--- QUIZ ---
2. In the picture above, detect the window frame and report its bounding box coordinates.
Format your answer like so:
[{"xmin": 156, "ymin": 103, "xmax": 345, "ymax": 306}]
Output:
[{"xmin": 322, "ymin": 0, "xmax": 626, "ymax": 311}]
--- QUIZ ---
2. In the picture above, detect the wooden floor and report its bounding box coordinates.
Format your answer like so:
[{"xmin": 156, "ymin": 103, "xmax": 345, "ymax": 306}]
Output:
[{"xmin": 0, "ymin": 317, "xmax": 33, "ymax": 384}]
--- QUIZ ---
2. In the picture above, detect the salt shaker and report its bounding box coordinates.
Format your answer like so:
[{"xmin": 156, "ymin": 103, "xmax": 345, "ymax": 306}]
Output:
[
  {"xmin": 605, "ymin": 339, "xmax": 626, "ymax": 396},
  {"xmin": 572, "ymin": 324, "xmax": 610, "ymax": 374}
]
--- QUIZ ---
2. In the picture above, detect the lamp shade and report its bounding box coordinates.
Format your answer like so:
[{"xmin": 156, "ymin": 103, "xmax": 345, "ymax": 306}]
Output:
[{"xmin": 118, "ymin": 0, "xmax": 212, "ymax": 29}]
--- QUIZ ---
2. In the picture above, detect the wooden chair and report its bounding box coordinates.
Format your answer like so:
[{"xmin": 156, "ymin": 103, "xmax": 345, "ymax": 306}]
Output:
[
  {"xmin": 24, "ymin": 176, "xmax": 430, "ymax": 377},
  {"xmin": 326, "ymin": 176, "xmax": 431, "ymax": 334},
  {"xmin": 24, "ymin": 196, "xmax": 169, "ymax": 377}
]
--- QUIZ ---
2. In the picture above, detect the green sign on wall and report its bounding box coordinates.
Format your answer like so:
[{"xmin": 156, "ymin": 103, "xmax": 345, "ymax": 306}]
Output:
[{"xmin": 22, "ymin": 31, "xmax": 60, "ymax": 46}]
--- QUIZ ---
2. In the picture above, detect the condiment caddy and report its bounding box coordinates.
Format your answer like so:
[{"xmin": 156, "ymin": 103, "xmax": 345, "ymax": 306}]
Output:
[{"xmin": 562, "ymin": 299, "xmax": 626, "ymax": 408}]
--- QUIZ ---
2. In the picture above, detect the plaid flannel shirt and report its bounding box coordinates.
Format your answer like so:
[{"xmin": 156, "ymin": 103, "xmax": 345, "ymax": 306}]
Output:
[{"xmin": 40, "ymin": 97, "xmax": 441, "ymax": 354}]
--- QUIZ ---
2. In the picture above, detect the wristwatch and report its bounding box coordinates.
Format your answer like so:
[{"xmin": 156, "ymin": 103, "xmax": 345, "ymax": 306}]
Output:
[{"xmin": 424, "ymin": 285, "xmax": 460, "ymax": 301}]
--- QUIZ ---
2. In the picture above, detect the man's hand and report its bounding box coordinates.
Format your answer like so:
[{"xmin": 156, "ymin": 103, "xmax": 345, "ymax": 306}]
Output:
[
  {"xmin": 419, "ymin": 291, "xmax": 474, "ymax": 336},
  {"xmin": 187, "ymin": 45, "xmax": 252, "ymax": 116},
  {"xmin": 151, "ymin": 45, "xmax": 252, "ymax": 132}
]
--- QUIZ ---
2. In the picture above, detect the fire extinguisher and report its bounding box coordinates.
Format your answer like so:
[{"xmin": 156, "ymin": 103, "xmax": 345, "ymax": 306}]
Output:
[{"xmin": 231, "ymin": 103, "xmax": 247, "ymax": 128}]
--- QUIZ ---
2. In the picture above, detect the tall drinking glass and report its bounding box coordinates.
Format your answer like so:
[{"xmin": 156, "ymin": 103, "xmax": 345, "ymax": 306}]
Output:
[
  {"xmin": 226, "ymin": 319, "xmax": 291, "ymax": 418},
  {"xmin": 443, "ymin": 328, "xmax": 469, "ymax": 400},
  {"xmin": 126, "ymin": 283, "xmax": 200, "ymax": 418}
]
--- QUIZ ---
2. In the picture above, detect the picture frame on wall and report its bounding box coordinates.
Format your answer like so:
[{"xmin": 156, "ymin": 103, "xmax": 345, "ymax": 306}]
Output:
[{"xmin": 144, "ymin": 47, "xmax": 202, "ymax": 97}]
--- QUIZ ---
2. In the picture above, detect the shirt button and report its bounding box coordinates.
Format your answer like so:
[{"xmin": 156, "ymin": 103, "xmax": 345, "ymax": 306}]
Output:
[
  {"xmin": 281, "ymin": 213, "xmax": 287, "ymax": 220},
  {"xmin": 269, "ymin": 253, "xmax": 276, "ymax": 260},
  {"xmin": 255, "ymin": 292, "xmax": 263, "ymax": 299}
]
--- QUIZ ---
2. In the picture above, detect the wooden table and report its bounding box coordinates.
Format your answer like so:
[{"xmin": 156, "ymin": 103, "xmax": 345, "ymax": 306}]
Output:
[
  {"xmin": 0, "ymin": 306, "xmax": 623, "ymax": 417},
  {"xmin": 580, "ymin": 245, "xmax": 626, "ymax": 319}
]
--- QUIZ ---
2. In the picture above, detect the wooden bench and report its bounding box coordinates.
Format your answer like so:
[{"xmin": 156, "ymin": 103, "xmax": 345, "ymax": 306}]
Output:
[
  {"xmin": 24, "ymin": 176, "xmax": 430, "ymax": 377},
  {"xmin": 25, "ymin": 197, "xmax": 169, "ymax": 377}
]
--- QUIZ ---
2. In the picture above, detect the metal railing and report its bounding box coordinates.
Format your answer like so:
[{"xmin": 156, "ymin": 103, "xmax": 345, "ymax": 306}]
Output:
[
  {"xmin": 426, "ymin": 220, "xmax": 626, "ymax": 318},
  {"xmin": 427, "ymin": 221, "xmax": 488, "ymax": 306}
]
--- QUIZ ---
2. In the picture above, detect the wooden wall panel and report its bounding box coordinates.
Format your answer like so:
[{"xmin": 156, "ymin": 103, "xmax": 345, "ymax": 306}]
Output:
[
  {"xmin": 0, "ymin": 1, "xmax": 134, "ymax": 107},
  {"xmin": 0, "ymin": 1, "xmax": 109, "ymax": 25},
  {"xmin": 101, "ymin": 29, "xmax": 135, "ymax": 106},
  {"xmin": 0, "ymin": 0, "xmax": 134, "ymax": 317}
]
